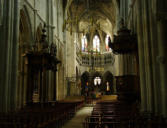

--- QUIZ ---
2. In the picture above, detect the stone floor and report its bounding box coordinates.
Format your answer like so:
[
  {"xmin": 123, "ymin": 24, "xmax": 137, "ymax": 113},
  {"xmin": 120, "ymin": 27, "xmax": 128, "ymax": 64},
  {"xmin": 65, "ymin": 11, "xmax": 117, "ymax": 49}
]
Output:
[{"xmin": 61, "ymin": 106, "xmax": 93, "ymax": 128}]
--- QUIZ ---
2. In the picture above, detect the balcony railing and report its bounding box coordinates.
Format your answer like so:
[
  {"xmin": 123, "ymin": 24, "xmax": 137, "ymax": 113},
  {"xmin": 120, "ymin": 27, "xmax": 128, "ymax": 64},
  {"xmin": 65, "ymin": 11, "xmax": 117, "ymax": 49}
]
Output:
[{"xmin": 76, "ymin": 52, "xmax": 115, "ymax": 67}]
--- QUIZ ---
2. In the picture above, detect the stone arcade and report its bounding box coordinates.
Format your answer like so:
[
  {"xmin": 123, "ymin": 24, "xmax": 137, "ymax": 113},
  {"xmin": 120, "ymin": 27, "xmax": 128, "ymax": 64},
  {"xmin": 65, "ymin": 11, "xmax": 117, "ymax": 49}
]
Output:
[{"xmin": 0, "ymin": 0, "xmax": 167, "ymax": 128}]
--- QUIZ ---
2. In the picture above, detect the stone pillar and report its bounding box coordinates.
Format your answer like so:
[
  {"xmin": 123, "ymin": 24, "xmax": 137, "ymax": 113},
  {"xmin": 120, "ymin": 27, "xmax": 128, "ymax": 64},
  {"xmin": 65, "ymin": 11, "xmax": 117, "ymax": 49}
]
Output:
[
  {"xmin": 47, "ymin": 0, "xmax": 56, "ymax": 102},
  {"xmin": 147, "ymin": 0, "xmax": 161, "ymax": 116},
  {"xmin": 142, "ymin": 0, "xmax": 154, "ymax": 113},
  {"xmin": 0, "ymin": 0, "xmax": 20, "ymax": 112},
  {"xmin": 136, "ymin": 0, "xmax": 147, "ymax": 112},
  {"xmin": 157, "ymin": 18, "xmax": 167, "ymax": 118},
  {"xmin": 0, "ymin": 0, "xmax": 4, "ymax": 25}
]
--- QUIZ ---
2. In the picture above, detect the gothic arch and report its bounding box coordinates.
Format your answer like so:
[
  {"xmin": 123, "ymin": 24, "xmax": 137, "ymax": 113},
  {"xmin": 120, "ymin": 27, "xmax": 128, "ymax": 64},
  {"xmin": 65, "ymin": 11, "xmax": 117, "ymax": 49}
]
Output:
[
  {"xmin": 18, "ymin": 8, "xmax": 33, "ymax": 107},
  {"xmin": 81, "ymin": 71, "xmax": 90, "ymax": 80},
  {"xmin": 81, "ymin": 71, "xmax": 90, "ymax": 95},
  {"xmin": 66, "ymin": 0, "xmax": 119, "ymax": 23},
  {"xmin": 20, "ymin": 5, "xmax": 33, "ymax": 43},
  {"xmin": 19, "ymin": 10, "xmax": 31, "ymax": 44}
]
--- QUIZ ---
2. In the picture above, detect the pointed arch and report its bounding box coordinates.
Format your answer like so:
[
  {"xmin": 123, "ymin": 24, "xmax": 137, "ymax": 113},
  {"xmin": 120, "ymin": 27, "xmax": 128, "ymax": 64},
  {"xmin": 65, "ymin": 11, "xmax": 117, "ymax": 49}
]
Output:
[
  {"xmin": 20, "ymin": 5, "xmax": 33, "ymax": 43},
  {"xmin": 81, "ymin": 35, "xmax": 88, "ymax": 52},
  {"xmin": 19, "ymin": 9, "xmax": 31, "ymax": 43},
  {"xmin": 81, "ymin": 71, "xmax": 90, "ymax": 80},
  {"xmin": 81, "ymin": 71, "xmax": 90, "ymax": 95},
  {"xmin": 18, "ymin": 8, "xmax": 34, "ymax": 107},
  {"xmin": 92, "ymin": 72, "xmax": 102, "ymax": 86},
  {"xmin": 105, "ymin": 34, "xmax": 112, "ymax": 51}
]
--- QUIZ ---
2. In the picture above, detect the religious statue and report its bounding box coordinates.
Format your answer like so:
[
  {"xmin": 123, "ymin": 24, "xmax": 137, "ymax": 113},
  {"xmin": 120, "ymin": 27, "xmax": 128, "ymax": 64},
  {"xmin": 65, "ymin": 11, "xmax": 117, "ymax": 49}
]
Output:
[{"xmin": 106, "ymin": 82, "xmax": 110, "ymax": 91}]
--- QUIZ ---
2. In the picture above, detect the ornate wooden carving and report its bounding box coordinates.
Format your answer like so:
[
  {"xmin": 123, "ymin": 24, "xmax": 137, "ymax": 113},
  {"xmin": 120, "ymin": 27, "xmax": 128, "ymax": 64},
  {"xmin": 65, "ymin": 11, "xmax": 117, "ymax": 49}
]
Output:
[
  {"xmin": 23, "ymin": 25, "xmax": 60, "ymax": 104},
  {"xmin": 109, "ymin": 20, "xmax": 137, "ymax": 54}
]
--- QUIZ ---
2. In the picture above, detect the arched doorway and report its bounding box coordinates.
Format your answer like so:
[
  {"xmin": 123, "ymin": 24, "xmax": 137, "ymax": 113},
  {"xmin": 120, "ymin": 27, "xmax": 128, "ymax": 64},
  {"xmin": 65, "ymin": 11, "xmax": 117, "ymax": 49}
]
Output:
[
  {"xmin": 102, "ymin": 71, "xmax": 114, "ymax": 95},
  {"xmin": 91, "ymin": 71, "xmax": 102, "ymax": 93},
  {"xmin": 81, "ymin": 72, "xmax": 89, "ymax": 96}
]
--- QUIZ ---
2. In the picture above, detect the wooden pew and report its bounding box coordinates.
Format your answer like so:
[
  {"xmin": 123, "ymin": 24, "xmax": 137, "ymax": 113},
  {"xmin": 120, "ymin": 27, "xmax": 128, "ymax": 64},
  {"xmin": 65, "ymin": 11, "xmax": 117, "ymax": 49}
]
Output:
[
  {"xmin": 0, "ymin": 100, "xmax": 84, "ymax": 128},
  {"xmin": 83, "ymin": 101, "xmax": 136, "ymax": 128}
]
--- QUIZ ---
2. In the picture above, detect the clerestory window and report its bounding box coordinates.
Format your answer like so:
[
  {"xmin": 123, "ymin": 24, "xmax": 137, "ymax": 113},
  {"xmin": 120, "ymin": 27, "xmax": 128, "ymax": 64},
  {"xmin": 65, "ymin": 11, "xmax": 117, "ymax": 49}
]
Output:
[
  {"xmin": 93, "ymin": 35, "xmax": 100, "ymax": 52},
  {"xmin": 82, "ymin": 35, "xmax": 88, "ymax": 52}
]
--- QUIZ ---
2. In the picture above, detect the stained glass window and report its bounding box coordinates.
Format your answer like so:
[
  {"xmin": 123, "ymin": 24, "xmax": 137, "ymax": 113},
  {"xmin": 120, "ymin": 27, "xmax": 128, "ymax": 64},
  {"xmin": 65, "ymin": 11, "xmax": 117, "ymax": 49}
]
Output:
[
  {"xmin": 105, "ymin": 35, "xmax": 112, "ymax": 51},
  {"xmin": 81, "ymin": 35, "xmax": 87, "ymax": 52},
  {"xmin": 94, "ymin": 77, "xmax": 101, "ymax": 86},
  {"xmin": 93, "ymin": 35, "xmax": 100, "ymax": 52}
]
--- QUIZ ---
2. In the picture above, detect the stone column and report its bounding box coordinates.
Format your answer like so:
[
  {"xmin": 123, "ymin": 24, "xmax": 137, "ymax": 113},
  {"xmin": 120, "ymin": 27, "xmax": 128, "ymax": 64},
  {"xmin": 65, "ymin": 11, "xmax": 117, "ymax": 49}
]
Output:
[
  {"xmin": 142, "ymin": 0, "xmax": 154, "ymax": 113},
  {"xmin": 0, "ymin": 0, "xmax": 20, "ymax": 112},
  {"xmin": 47, "ymin": 0, "xmax": 56, "ymax": 101},
  {"xmin": 147, "ymin": 0, "xmax": 161, "ymax": 116},
  {"xmin": 11, "ymin": 0, "xmax": 20, "ymax": 110},
  {"xmin": 157, "ymin": 17, "xmax": 167, "ymax": 118},
  {"xmin": 136, "ymin": 0, "xmax": 147, "ymax": 112},
  {"xmin": 156, "ymin": 0, "xmax": 167, "ymax": 118},
  {"xmin": 0, "ymin": 0, "xmax": 4, "ymax": 25}
]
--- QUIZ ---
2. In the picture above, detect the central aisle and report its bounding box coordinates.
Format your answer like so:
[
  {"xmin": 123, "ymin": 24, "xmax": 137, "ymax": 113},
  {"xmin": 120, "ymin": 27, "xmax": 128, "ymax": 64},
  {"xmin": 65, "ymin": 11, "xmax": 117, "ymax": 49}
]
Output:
[{"xmin": 62, "ymin": 106, "xmax": 93, "ymax": 128}]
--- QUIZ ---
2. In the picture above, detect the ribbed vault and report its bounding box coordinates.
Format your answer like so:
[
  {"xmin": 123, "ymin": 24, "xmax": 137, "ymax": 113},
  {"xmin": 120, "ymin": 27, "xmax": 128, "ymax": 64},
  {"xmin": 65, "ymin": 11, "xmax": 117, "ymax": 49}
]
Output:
[{"xmin": 65, "ymin": 0, "xmax": 119, "ymax": 37}]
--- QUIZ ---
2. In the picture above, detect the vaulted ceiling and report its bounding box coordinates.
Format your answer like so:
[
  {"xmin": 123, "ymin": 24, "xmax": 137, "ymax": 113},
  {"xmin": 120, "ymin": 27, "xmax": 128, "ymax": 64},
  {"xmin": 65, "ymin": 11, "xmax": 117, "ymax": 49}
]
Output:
[{"xmin": 65, "ymin": 0, "xmax": 119, "ymax": 36}]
